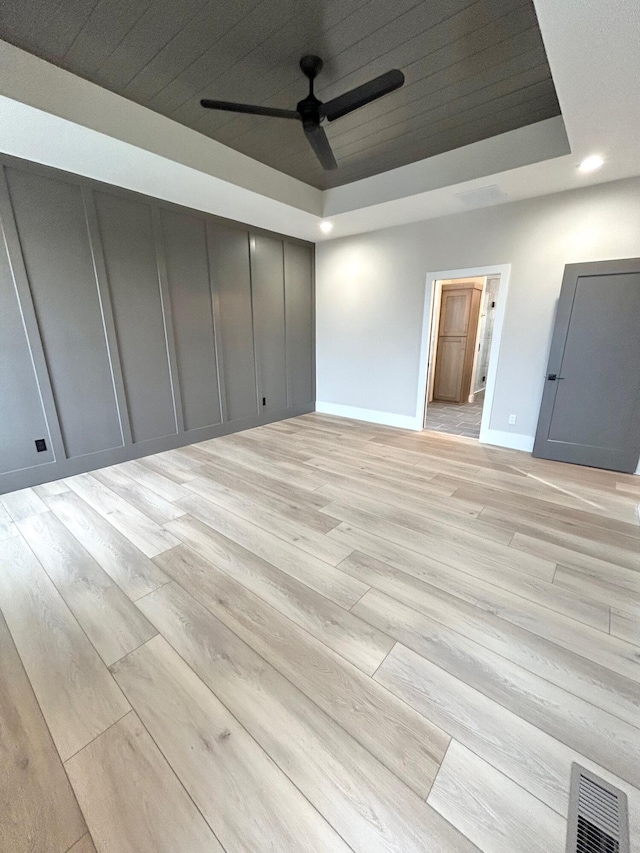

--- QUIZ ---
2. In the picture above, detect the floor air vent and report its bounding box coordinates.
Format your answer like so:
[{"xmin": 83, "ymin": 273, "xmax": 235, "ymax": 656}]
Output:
[{"xmin": 566, "ymin": 764, "xmax": 629, "ymax": 853}]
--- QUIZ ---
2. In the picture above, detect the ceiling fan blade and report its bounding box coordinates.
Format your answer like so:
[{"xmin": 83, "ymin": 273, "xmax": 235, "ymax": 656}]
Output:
[
  {"xmin": 320, "ymin": 69, "xmax": 405, "ymax": 122},
  {"xmin": 200, "ymin": 99, "xmax": 299, "ymax": 120},
  {"xmin": 304, "ymin": 125, "xmax": 338, "ymax": 170}
]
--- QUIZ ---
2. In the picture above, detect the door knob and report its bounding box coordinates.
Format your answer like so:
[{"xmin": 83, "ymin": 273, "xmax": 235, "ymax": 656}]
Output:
[{"xmin": 547, "ymin": 373, "xmax": 565, "ymax": 380}]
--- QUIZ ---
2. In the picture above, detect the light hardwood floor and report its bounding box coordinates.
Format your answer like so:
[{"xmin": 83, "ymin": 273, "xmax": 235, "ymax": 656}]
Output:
[{"xmin": 1, "ymin": 413, "xmax": 639, "ymax": 853}]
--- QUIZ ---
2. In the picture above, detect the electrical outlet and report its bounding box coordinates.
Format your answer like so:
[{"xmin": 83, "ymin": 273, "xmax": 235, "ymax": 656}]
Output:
[{"xmin": 508, "ymin": 414, "xmax": 516, "ymax": 425}]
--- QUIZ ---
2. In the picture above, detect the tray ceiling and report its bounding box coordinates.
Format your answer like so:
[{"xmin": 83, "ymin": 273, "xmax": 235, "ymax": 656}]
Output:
[{"xmin": 0, "ymin": 0, "xmax": 561, "ymax": 190}]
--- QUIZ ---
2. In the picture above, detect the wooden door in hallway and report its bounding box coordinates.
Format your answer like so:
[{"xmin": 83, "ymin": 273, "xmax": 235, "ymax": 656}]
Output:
[{"xmin": 433, "ymin": 282, "xmax": 482, "ymax": 403}]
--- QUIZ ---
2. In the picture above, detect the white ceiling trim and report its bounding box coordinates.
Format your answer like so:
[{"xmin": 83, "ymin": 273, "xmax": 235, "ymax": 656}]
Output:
[
  {"xmin": 0, "ymin": 0, "xmax": 639, "ymax": 242},
  {"xmin": 322, "ymin": 116, "xmax": 570, "ymax": 215},
  {"xmin": 0, "ymin": 40, "xmax": 321, "ymax": 223},
  {"xmin": 0, "ymin": 95, "xmax": 321, "ymax": 240}
]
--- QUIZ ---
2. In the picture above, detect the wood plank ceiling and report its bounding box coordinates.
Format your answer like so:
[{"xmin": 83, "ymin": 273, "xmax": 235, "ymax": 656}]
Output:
[{"xmin": 0, "ymin": 0, "xmax": 561, "ymax": 189}]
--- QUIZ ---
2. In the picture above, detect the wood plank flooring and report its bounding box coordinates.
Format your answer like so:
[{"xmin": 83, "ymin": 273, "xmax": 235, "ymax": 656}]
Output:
[{"xmin": 0, "ymin": 413, "xmax": 638, "ymax": 853}]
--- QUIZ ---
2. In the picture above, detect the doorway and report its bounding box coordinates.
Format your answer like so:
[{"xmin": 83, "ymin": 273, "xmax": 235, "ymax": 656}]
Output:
[{"xmin": 419, "ymin": 265, "xmax": 510, "ymax": 443}]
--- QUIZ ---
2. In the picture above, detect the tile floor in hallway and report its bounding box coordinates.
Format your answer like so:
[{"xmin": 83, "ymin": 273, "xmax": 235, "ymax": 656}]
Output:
[
  {"xmin": 0, "ymin": 412, "xmax": 639, "ymax": 853},
  {"xmin": 424, "ymin": 398, "xmax": 484, "ymax": 438}
]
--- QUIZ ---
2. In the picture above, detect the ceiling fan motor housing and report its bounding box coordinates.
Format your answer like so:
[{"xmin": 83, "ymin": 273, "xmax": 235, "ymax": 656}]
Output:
[
  {"xmin": 298, "ymin": 55, "xmax": 324, "ymax": 129},
  {"xmin": 297, "ymin": 95, "xmax": 321, "ymax": 129}
]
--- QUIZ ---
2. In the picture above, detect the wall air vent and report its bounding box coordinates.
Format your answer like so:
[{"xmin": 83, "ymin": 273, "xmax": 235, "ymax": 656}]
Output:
[
  {"xmin": 455, "ymin": 185, "xmax": 509, "ymax": 207},
  {"xmin": 566, "ymin": 764, "xmax": 629, "ymax": 853}
]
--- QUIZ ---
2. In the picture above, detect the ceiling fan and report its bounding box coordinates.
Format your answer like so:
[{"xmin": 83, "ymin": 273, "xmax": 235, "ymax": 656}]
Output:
[{"xmin": 200, "ymin": 55, "xmax": 405, "ymax": 170}]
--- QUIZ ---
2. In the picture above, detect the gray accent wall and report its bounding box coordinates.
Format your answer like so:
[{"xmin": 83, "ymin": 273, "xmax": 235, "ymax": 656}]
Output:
[
  {"xmin": 0, "ymin": 155, "xmax": 315, "ymax": 494},
  {"xmin": 0, "ymin": 206, "xmax": 53, "ymax": 474},
  {"xmin": 160, "ymin": 208, "xmax": 222, "ymax": 432},
  {"xmin": 251, "ymin": 234, "xmax": 288, "ymax": 415},
  {"xmin": 284, "ymin": 242, "xmax": 315, "ymax": 408},
  {"xmin": 94, "ymin": 191, "xmax": 179, "ymax": 445},
  {"xmin": 208, "ymin": 223, "xmax": 258, "ymax": 423},
  {"xmin": 6, "ymin": 168, "xmax": 124, "ymax": 458}
]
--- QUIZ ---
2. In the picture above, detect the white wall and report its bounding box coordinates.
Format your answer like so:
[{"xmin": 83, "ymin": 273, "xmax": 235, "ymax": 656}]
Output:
[{"xmin": 316, "ymin": 176, "xmax": 640, "ymax": 447}]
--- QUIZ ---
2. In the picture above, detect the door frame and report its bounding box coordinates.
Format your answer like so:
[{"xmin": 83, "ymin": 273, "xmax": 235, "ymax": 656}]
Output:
[{"xmin": 417, "ymin": 264, "xmax": 511, "ymax": 443}]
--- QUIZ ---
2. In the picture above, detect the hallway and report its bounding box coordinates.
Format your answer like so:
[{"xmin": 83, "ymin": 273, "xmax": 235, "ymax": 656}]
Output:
[{"xmin": 424, "ymin": 399, "xmax": 484, "ymax": 439}]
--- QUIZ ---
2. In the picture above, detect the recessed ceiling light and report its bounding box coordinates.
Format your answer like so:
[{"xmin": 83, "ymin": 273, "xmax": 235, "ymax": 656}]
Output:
[
  {"xmin": 578, "ymin": 154, "xmax": 604, "ymax": 173},
  {"xmin": 319, "ymin": 220, "xmax": 333, "ymax": 234}
]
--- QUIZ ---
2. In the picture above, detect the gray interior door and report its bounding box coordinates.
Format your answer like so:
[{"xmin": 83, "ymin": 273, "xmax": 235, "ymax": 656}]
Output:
[{"xmin": 533, "ymin": 259, "xmax": 640, "ymax": 473}]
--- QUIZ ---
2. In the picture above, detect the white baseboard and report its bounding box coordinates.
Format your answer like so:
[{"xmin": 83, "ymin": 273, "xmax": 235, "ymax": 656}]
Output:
[
  {"xmin": 481, "ymin": 429, "xmax": 640, "ymax": 471},
  {"xmin": 315, "ymin": 402, "xmax": 422, "ymax": 431},
  {"xmin": 315, "ymin": 405, "xmax": 639, "ymax": 471},
  {"xmin": 480, "ymin": 429, "xmax": 534, "ymax": 452}
]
